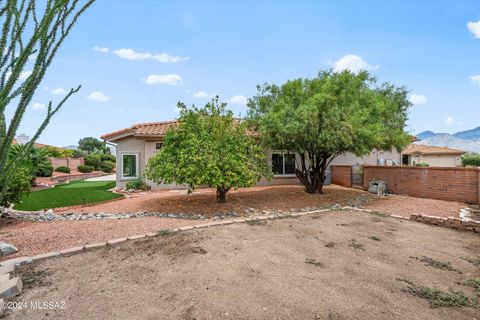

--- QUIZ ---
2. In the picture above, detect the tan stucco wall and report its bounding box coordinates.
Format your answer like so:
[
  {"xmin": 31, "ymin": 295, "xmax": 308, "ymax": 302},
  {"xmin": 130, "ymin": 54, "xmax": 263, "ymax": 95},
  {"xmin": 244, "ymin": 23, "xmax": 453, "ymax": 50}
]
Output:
[
  {"xmin": 329, "ymin": 149, "xmax": 402, "ymax": 168},
  {"xmin": 408, "ymin": 154, "xmax": 462, "ymax": 167},
  {"xmin": 115, "ymin": 138, "xmax": 145, "ymax": 189}
]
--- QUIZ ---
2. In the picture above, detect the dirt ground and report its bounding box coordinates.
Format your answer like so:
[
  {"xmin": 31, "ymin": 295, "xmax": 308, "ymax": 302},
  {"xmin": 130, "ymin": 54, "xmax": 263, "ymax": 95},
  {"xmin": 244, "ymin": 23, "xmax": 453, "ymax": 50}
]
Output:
[
  {"xmin": 6, "ymin": 211, "xmax": 480, "ymax": 320},
  {"xmin": 362, "ymin": 194, "xmax": 466, "ymax": 218},
  {"xmin": 55, "ymin": 185, "xmax": 377, "ymax": 216}
]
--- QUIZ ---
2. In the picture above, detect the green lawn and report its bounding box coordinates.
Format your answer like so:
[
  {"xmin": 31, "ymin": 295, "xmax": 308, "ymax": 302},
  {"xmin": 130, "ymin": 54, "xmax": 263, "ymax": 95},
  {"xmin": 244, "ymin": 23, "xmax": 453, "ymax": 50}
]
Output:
[{"xmin": 14, "ymin": 180, "xmax": 124, "ymax": 211}]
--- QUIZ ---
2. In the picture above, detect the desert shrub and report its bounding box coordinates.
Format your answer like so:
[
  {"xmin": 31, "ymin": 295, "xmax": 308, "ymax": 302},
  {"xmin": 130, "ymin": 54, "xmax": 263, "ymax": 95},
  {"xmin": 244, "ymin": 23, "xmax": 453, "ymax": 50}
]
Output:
[
  {"xmin": 462, "ymin": 153, "xmax": 480, "ymax": 167},
  {"xmin": 100, "ymin": 161, "xmax": 115, "ymax": 173},
  {"xmin": 54, "ymin": 166, "xmax": 71, "ymax": 174},
  {"xmin": 36, "ymin": 163, "xmax": 53, "ymax": 177},
  {"xmin": 100, "ymin": 154, "xmax": 116, "ymax": 163},
  {"xmin": 2, "ymin": 166, "xmax": 32, "ymax": 207},
  {"xmin": 77, "ymin": 164, "xmax": 94, "ymax": 173},
  {"xmin": 84, "ymin": 154, "xmax": 101, "ymax": 169},
  {"xmin": 125, "ymin": 180, "xmax": 149, "ymax": 191},
  {"xmin": 415, "ymin": 162, "xmax": 429, "ymax": 167}
]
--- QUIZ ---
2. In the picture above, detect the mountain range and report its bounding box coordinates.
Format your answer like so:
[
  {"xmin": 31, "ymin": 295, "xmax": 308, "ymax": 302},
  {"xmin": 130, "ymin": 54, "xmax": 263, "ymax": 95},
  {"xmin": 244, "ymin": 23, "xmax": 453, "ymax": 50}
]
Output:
[{"xmin": 416, "ymin": 127, "xmax": 480, "ymax": 153}]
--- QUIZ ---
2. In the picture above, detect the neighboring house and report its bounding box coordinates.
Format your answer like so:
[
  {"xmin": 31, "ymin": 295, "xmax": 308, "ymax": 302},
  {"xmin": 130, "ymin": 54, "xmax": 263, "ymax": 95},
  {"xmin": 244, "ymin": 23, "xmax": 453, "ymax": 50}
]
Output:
[
  {"xmin": 101, "ymin": 121, "xmax": 301, "ymax": 190},
  {"xmin": 401, "ymin": 144, "xmax": 465, "ymax": 167}
]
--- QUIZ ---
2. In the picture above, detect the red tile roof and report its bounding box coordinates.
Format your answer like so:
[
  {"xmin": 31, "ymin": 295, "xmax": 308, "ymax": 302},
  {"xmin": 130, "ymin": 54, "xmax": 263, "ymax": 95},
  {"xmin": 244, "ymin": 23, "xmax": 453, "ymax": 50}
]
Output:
[
  {"xmin": 101, "ymin": 120, "xmax": 179, "ymax": 141},
  {"xmin": 403, "ymin": 144, "xmax": 466, "ymax": 155}
]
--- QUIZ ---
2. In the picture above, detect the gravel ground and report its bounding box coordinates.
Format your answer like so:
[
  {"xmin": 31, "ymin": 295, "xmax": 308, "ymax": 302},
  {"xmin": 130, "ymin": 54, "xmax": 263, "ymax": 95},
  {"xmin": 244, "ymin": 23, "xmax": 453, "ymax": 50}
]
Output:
[
  {"xmin": 55, "ymin": 185, "xmax": 371, "ymax": 216},
  {"xmin": 6, "ymin": 211, "xmax": 480, "ymax": 320},
  {"xmin": 0, "ymin": 217, "xmax": 205, "ymax": 261},
  {"xmin": 362, "ymin": 195, "xmax": 465, "ymax": 218}
]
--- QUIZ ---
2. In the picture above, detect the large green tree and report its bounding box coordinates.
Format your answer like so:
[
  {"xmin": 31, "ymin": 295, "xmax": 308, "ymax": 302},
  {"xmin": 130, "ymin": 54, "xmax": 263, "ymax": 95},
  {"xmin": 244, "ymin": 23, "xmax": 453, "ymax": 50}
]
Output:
[
  {"xmin": 78, "ymin": 137, "xmax": 108, "ymax": 154},
  {"xmin": 145, "ymin": 98, "xmax": 272, "ymax": 203},
  {"xmin": 0, "ymin": 0, "xmax": 94, "ymax": 207},
  {"xmin": 247, "ymin": 70, "xmax": 411, "ymax": 194}
]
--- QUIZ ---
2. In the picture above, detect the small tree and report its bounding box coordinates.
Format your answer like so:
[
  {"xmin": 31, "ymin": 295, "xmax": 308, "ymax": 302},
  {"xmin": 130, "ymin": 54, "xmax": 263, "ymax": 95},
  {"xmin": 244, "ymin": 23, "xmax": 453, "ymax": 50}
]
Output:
[
  {"xmin": 145, "ymin": 98, "xmax": 272, "ymax": 203},
  {"xmin": 248, "ymin": 70, "xmax": 411, "ymax": 194}
]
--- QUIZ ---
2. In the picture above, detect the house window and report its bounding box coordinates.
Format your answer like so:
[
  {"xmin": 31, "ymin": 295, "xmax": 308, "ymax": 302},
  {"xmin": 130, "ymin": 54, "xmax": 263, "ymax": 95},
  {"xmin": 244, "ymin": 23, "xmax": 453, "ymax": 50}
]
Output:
[
  {"xmin": 122, "ymin": 154, "xmax": 138, "ymax": 178},
  {"xmin": 272, "ymin": 152, "xmax": 296, "ymax": 175},
  {"xmin": 155, "ymin": 143, "xmax": 163, "ymax": 150}
]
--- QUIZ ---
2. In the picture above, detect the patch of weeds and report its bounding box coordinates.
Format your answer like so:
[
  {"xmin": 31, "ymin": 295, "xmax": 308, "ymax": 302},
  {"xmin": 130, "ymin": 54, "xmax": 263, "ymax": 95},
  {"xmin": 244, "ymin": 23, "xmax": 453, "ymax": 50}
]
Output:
[
  {"xmin": 411, "ymin": 256, "xmax": 462, "ymax": 274},
  {"xmin": 16, "ymin": 265, "xmax": 53, "ymax": 290},
  {"xmin": 460, "ymin": 256, "xmax": 480, "ymax": 267},
  {"xmin": 191, "ymin": 246, "xmax": 207, "ymax": 254},
  {"xmin": 463, "ymin": 278, "xmax": 480, "ymax": 295},
  {"xmin": 325, "ymin": 241, "xmax": 336, "ymax": 248},
  {"xmin": 369, "ymin": 235, "xmax": 381, "ymax": 241},
  {"xmin": 305, "ymin": 258, "xmax": 324, "ymax": 267},
  {"xmin": 275, "ymin": 214, "xmax": 298, "ymax": 220},
  {"xmin": 348, "ymin": 239, "xmax": 365, "ymax": 251},
  {"xmin": 311, "ymin": 215, "xmax": 322, "ymax": 220},
  {"xmin": 396, "ymin": 278, "xmax": 471, "ymax": 308},
  {"xmin": 156, "ymin": 229, "xmax": 172, "ymax": 237},
  {"xmin": 369, "ymin": 211, "xmax": 388, "ymax": 217},
  {"xmin": 246, "ymin": 219, "xmax": 266, "ymax": 226}
]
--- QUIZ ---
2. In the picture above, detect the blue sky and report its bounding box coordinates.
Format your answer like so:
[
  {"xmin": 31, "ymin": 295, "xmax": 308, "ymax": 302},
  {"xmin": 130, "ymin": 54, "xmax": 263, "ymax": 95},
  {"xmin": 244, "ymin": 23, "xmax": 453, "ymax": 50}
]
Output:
[{"xmin": 10, "ymin": 0, "xmax": 480, "ymax": 147}]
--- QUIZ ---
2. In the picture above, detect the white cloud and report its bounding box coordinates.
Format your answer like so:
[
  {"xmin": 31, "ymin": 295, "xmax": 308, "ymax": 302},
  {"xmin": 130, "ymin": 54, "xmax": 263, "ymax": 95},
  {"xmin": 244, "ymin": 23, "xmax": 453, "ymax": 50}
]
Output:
[
  {"xmin": 143, "ymin": 74, "xmax": 183, "ymax": 86},
  {"xmin": 193, "ymin": 91, "xmax": 218, "ymax": 98},
  {"xmin": 32, "ymin": 102, "xmax": 46, "ymax": 110},
  {"xmin": 88, "ymin": 91, "xmax": 110, "ymax": 102},
  {"xmin": 19, "ymin": 70, "xmax": 32, "ymax": 80},
  {"xmin": 93, "ymin": 46, "xmax": 109, "ymax": 53},
  {"xmin": 229, "ymin": 95, "xmax": 248, "ymax": 105},
  {"xmin": 445, "ymin": 116, "xmax": 455, "ymax": 125},
  {"xmin": 51, "ymin": 87, "xmax": 67, "ymax": 95},
  {"xmin": 333, "ymin": 54, "xmax": 378, "ymax": 73},
  {"xmin": 469, "ymin": 74, "xmax": 480, "ymax": 85},
  {"xmin": 467, "ymin": 20, "xmax": 480, "ymax": 38},
  {"xmin": 112, "ymin": 48, "xmax": 189, "ymax": 63},
  {"xmin": 409, "ymin": 94, "xmax": 427, "ymax": 105}
]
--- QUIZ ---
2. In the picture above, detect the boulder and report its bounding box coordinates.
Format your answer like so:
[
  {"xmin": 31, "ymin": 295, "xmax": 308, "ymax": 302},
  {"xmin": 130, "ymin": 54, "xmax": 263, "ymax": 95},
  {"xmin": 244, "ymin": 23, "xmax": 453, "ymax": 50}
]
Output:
[
  {"xmin": 0, "ymin": 242, "xmax": 17, "ymax": 257},
  {"xmin": 368, "ymin": 180, "xmax": 387, "ymax": 196}
]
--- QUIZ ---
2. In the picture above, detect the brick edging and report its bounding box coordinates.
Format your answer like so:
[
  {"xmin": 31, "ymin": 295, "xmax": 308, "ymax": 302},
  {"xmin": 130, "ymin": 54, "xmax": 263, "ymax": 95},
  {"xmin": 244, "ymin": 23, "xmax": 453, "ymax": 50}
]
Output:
[{"xmin": 1, "ymin": 207, "xmax": 478, "ymax": 270}]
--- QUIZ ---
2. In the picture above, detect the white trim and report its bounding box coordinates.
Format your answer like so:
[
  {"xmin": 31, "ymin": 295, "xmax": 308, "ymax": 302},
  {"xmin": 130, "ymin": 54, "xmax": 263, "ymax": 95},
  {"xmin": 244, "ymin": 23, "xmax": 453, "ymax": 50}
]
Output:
[{"xmin": 120, "ymin": 152, "xmax": 140, "ymax": 180}]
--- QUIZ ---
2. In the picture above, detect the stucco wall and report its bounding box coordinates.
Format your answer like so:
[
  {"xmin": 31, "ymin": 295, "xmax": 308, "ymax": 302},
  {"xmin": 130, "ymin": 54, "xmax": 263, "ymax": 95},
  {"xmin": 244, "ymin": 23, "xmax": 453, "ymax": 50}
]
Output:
[
  {"xmin": 329, "ymin": 149, "xmax": 401, "ymax": 168},
  {"xmin": 115, "ymin": 138, "xmax": 145, "ymax": 189},
  {"xmin": 408, "ymin": 154, "xmax": 462, "ymax": 167}
]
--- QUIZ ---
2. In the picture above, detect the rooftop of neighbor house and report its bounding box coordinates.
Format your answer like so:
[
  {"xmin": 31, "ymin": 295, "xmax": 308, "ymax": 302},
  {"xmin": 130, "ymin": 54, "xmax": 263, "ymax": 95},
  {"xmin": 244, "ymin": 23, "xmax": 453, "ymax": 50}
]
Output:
[
  {"xmin": 403, "ymin": 144, "xmax": 466, "ymax": 155},
  {"xmin": 101, "ymin": 120, "xmax": 179, "ymax": 142}
]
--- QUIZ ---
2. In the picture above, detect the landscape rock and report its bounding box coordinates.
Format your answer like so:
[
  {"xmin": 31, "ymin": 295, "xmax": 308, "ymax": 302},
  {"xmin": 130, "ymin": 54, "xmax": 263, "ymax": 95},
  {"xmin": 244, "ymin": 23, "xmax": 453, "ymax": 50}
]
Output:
[
  {"xmin": 0, "ymin": 277, "xmax": 23, "ymax": 299},
  {"xmin": 0, "ymin": 242, "xmax": 17, "ymax": 257}
]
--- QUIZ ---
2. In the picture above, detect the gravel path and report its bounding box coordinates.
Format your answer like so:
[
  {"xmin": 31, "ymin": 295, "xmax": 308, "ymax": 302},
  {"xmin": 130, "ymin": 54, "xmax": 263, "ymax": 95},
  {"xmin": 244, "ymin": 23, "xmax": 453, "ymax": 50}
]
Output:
[
  {"xmin": 362, "ymin": 194, "xmax": 464, "ymax": 218},
  {"xmin": 0, "ymin": 217, "xmax": 205, "ymax": 261}
]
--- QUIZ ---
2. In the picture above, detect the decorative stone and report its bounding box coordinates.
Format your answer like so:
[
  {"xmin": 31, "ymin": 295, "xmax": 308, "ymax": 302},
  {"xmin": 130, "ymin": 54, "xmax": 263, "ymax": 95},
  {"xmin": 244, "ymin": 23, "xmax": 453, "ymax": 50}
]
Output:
[
  {"xmin": 0, "ymin": 242, "xmax": 17, "ymax": 257},
  {"xmin": 0, "ymin": 277, "xmax": 23, "ymax": 299}
]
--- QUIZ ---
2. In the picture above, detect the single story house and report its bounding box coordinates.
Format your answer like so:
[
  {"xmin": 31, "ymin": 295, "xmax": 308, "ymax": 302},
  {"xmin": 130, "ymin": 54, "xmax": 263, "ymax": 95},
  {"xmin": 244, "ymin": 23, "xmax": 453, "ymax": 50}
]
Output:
[
  {"xmin": 101, "ymin": 120, "xmax": 303, "ymax": 189},
  {"xmin": 400, "ymin": 144, "xmax": 465, "ymax": 167},
  {"xmin": 101, "ymin": 121, "xmax": 466, "ymax": 190}
]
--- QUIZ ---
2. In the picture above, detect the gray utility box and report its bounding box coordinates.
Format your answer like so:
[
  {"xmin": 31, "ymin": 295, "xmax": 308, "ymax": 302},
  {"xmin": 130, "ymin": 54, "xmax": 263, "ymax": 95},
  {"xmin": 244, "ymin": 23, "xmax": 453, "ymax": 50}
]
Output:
[
  {"xmin": 368, "ymin": 180, "xmax": 387, "ymax": 195},
  {"xmin": 324, "ymin": 171, "xmax": 332, "ymax": 185}
]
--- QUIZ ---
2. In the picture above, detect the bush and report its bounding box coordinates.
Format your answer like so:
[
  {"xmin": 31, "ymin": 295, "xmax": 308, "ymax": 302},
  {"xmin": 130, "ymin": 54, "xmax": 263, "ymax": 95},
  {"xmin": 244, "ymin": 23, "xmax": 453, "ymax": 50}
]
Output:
[
  {"xmin": 462, "ymin": 153, "xmax": 480, "ymax": 167},
  {"xmin": 77, "ymin": 164, "xmax": 95, "ymax": 173},
  {"xmin": 84, "ymin": 154, "xmax": 101, "ymax": 169},
  {"xmin": 55, "ymin": 166, "xmax": 71, "ymax": 174},
  {"xmin": 2, "ymin": 166, "xmax": 32, "ymax": 207},
  {"xmin": 125, "ymin": 180, "xmax": 149, "ymax": 191},
  {"xmin": 100, "ymin": 154, "xmax": 116, "ymax": 163},
  {"xmin": 415, "ymin": 162, "xmax": 429, "ymax": 167},
  {"xmin": 100, "ymin": 161, "xmax": 115, "ymax": 173},
  {"xmin": 36, "ymin": 164, "xmax": 53, "ymax": 177}
]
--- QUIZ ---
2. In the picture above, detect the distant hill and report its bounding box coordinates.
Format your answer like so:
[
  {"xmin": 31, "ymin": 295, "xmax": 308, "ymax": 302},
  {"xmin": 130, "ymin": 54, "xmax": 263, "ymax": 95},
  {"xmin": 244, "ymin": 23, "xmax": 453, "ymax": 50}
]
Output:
[
  {"xmin": 453, "ymin": 126, "xmax": 480, "ymax": 140},
  {"xmin": 415, "ymin": 127, "xmax": 480, "ymax": 153}
]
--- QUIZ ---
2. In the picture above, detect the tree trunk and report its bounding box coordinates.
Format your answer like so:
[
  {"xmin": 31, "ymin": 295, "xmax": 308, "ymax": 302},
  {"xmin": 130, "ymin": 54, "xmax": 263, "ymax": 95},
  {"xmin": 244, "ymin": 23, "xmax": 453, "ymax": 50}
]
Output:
[
  {"xmin": 295, "ymin": 153, "xmax": 327, "ymax": 194},
  {"xmin": 216, "ymin": 187, "xmax": 228, "ymax": 203}
]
